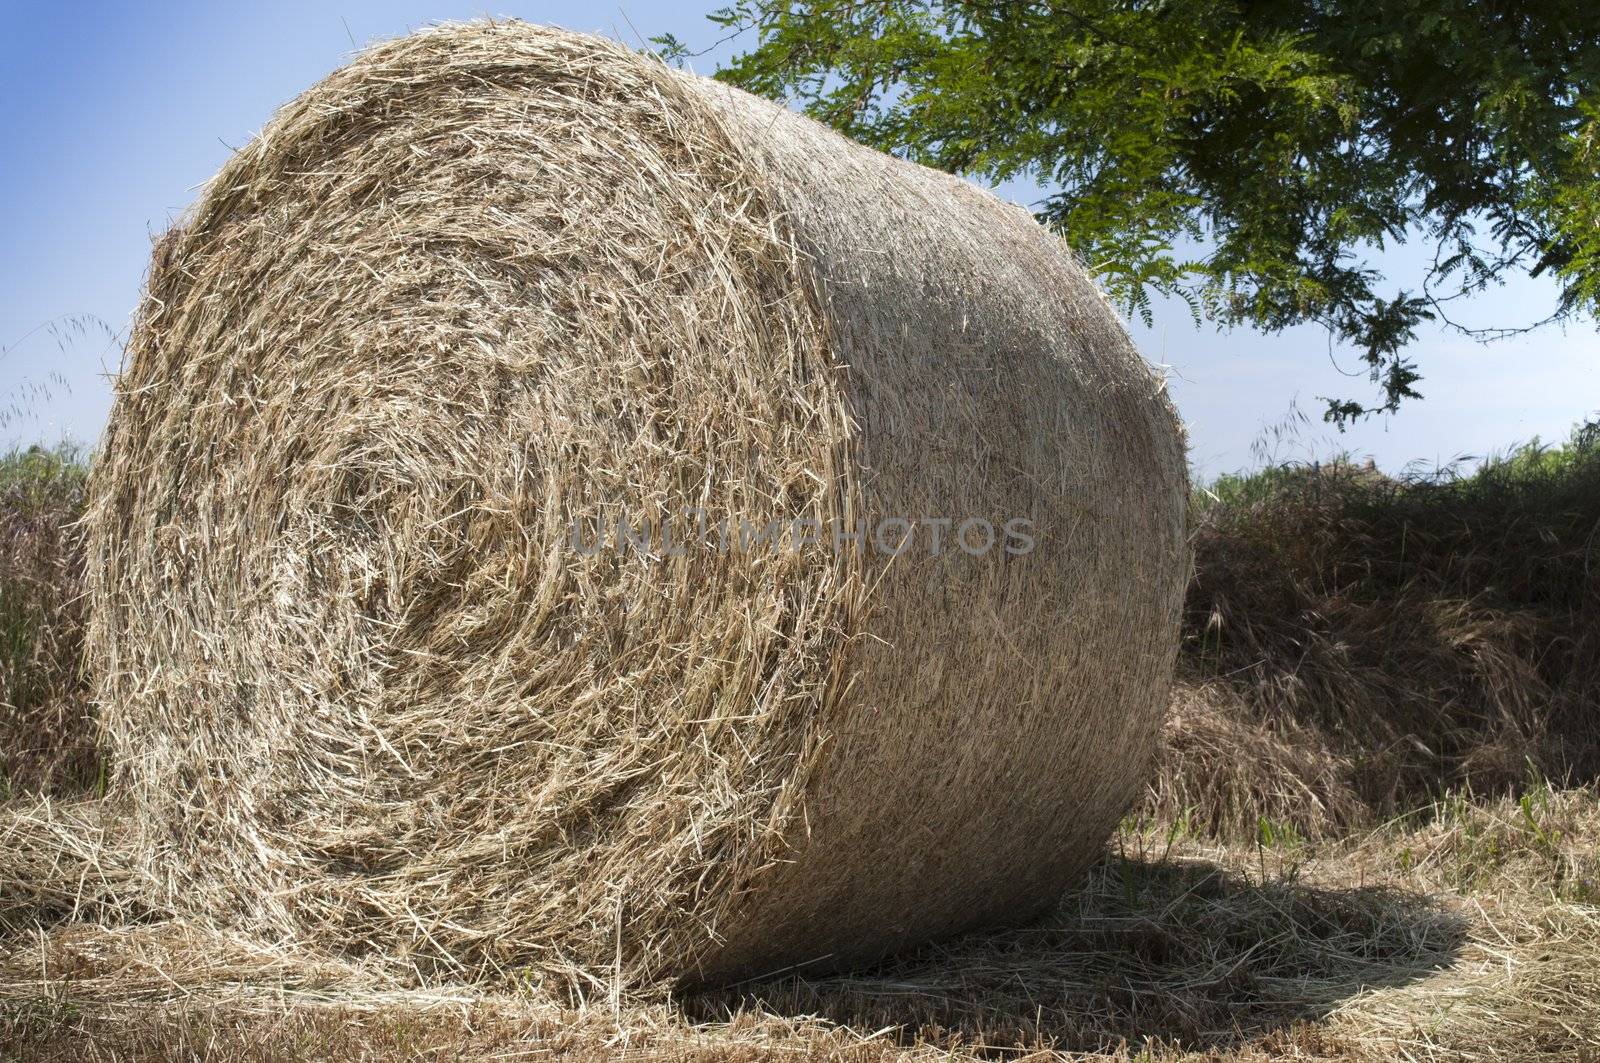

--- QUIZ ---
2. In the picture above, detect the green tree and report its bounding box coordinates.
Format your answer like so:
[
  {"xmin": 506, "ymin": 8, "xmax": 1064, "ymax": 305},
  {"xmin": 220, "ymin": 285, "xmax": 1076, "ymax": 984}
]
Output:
[{"xmin": 663, "ymin": 1, "xmax": 1600, "ymax": 421}]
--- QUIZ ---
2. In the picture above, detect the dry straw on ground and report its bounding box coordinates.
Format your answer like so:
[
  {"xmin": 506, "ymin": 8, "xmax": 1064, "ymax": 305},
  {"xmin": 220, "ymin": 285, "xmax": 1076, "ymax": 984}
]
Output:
[
  {"xmin": 6, "ymin": 787, "xmax": 1599, "ymax": 1061},
  {"xmin": 82, "ymin": 21, "xmax": 1188, "ymax": 988}
]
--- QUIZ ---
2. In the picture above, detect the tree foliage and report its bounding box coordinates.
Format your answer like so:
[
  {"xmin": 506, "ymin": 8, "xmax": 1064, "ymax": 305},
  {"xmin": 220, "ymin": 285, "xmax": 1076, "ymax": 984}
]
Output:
[{"xmin": 662, "ymin": 1, "xmax": 1600, "ymax": 420}]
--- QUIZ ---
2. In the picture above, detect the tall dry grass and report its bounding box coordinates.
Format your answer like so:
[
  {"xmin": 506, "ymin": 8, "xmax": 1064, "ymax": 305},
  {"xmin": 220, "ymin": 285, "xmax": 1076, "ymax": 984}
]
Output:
[
  {"xmin": 0, "ymin": 446, "xmax": 95, "ymax": 798},
  {"xmin": 1156, "ymin": 424, "xmax": 1600, "ymax": 840}
]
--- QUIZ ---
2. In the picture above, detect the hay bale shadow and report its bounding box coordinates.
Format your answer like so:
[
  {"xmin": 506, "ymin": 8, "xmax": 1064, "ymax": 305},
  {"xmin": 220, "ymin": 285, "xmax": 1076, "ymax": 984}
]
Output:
[{"xmin": 683, "ymin": 853, "xmax": 1469, "ymax": 1055}]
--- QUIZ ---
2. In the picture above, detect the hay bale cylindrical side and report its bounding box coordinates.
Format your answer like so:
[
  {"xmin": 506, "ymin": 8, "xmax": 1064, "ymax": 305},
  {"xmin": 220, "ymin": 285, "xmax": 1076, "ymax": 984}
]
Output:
[{"xmin": 85, "ymin": 21, "xmax": 1189, "ymax": 987}]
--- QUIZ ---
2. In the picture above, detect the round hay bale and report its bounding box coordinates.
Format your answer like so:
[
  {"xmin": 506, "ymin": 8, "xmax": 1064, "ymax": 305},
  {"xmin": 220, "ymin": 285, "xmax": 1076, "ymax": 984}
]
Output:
[{"xmin": 85, "ymin": 21, "xmax": 1189, "ymax": 987}]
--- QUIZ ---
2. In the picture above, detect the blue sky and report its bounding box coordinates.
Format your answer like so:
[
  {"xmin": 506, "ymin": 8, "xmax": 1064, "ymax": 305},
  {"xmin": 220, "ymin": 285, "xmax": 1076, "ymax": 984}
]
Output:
[{"xmin": 3, "ymin": 1, "xmax": 1595, "ymax": 478}]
